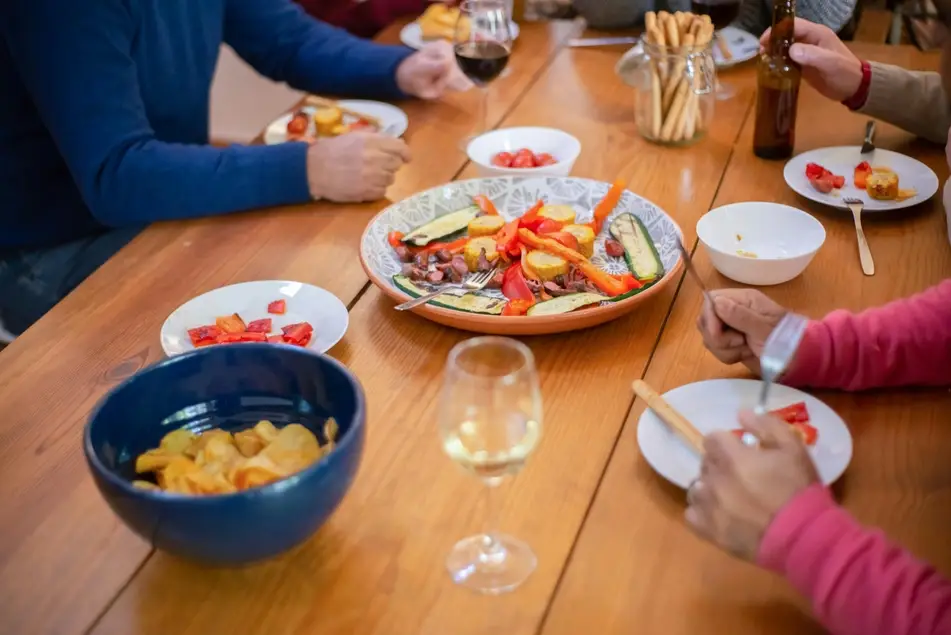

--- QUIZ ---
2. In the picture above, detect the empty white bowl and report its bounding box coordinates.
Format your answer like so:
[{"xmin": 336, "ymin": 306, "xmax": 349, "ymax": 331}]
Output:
[
  {"xmin": 466, "ymin": 127, "xmax": 581, "ymax": 178},
  {"xmin": 697, "ymin": 202, "xmax": 826, "ymax": 286}
]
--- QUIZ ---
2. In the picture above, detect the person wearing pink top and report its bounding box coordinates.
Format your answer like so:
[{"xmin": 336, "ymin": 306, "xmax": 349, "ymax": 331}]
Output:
[{"xmin": 692, "ymin": 284, "xmax": 951, "ymax": 635}]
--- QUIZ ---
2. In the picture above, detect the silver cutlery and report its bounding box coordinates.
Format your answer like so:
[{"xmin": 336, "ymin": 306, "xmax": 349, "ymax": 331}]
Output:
[
  {"xmin": 860, "ymin": 120, "xmax": 876, "ymax": 154},
  {"xmin": 568, "ymin": 36, "xmax": 640, "ymax": 48},
  {"xmin": 843, "ymin": 197, "xmax": 875, "ymax": 276},
  {"xmin": 745, "ymin": 312, "xmax": 809, "ymax": 445},
  {"xmin": 394, "ymin": 267, "xmax": 499, "ymax": 311},
  {"xmin": 675, "ymin": 237, "xmax": 713, "ymax": 306}
]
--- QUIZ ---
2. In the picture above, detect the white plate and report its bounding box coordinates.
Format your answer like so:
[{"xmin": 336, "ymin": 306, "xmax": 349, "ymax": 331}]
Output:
[
  {"xmin": 263, "ymin": 101, "xmax": 408, "ymax": 145},
  {"xmin": 399, "ymin": 20, "xmax": 520, "ymax": 50},
  {"xmin": 713, "ymin": 26, "xmax": 759, "ymax": 68},
  {"xmin": 637, "ymin": 379, "xmax": 853, "ymax": 489},
  {"xmin": 161, "ymin": 281, "xmax": 349, "ymax": 357},
  {"xmin": 784, "ymin": 146, "xmax": 940, "ymax": 212}
]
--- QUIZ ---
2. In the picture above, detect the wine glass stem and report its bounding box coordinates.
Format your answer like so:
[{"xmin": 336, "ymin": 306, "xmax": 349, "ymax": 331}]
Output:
[
  {"xmin": 479, "ymin": 86, "xmax": 489, "ymax": 136},
  {"xmin": 480, "ymin": 480, "xmax": 504, "ymax": 561}
]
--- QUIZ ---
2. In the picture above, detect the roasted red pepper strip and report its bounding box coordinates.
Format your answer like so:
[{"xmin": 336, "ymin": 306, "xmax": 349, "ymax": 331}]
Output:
[
  {"xmin": 246, "ymin": 318, "xmax": 272, "ymax": 333},
  {"xmin": 517, "ymin": 200, "xmax": 546, "ymax": 231},
  {"xmin": 545, "ymin": 231, "xmax": 580, "ymax": 253},
  {"xmin": 517, "ymin": 229, "xmax": 628, "ymax": 296},
  {"xmin": 496, "ymin": 219, "xmax": 520, "ymax": 257},
  {"xmin": 501, "ymin": 299, "xmax": 534, "ymax": 316},
  {"xmin": 613, "ymin": 273, "xmax": 643, "ymax": 293},
  {"xmin": 854, "ymin": 161, "xmax": 872, "ymax": 189},
  {"xmin": 216, "ymin": 331, "xmax": 268, "ymax": 344},
  {"xmin": 590, "ymin": 180, "xmax": 625, "ymax": 234},
  {"xmin": 282, "ymin": 322, "xmax": 314, "ymax": 345},
  {"xmin": 534, "ymin": 219, "xmax": 564, "ymax": 235},
  {"xmin": 187, "ymin": 325, "xmax": 221, "ymax": 347},
  {"xmin": 416, "ymin": 236, "xmax": 470, "ymax": 256},
  {"xmin": 473, "ymin": 195, "xmax": 500, "ymax": 216},
  {"xmin": 387, "ymin": 231, "xmax": 404, "ymax": 248},
  {"xmin": 501, "ymin": 263, "xmax": 535, "ymax": 302},
  {"xmin": 267, "ymin": 299, "xmax": 287, "ymax": 315}
]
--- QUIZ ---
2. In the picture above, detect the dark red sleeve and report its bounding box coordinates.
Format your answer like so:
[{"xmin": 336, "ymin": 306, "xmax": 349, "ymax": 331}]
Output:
[{"xmin": 295, "ymin": 0, "xmax": 429, "ymax": 38}]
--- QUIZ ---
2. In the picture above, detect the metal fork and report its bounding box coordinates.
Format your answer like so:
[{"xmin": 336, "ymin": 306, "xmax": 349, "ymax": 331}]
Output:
[
  {"xmin": 394, "ymin": 267, "xmax": 499, "ymax": 311},
  {"xmin": 742, "ymin": 312, "xmax": 809, "ymax": 446},
  {"xmin": 843, "ymin": 197, "xmax": 875, "ymax": 276}
]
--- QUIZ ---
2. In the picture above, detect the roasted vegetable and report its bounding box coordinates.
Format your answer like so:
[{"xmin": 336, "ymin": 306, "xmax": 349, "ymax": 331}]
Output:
[
  {"xmin": 473, "ymin": 194, "xmax": 500, "ymax": 216},
  {"xmin": 402, "ymin": 206, "xmax": 480, "ymax": 247},
  {"xmin": 393, "ymin": 275, "xmax": 505, "ymax": 314},
  {"xmin": 609, "ymin": 213, "xmax": 663, "ymax": 282},
  {"xmin": 562, "ymin": 224, "xmax": 596, "ymax": 258},
  {"xmin": 525, "ymin": 250, "xmax": 569, "ymax": 282},
  {"xmin": 538, "ymin": 204, "xmax": 577, "ymax": 224},
  {"xmin": 468, "ymin": 215, "xmax": 505, "ymax": 238},
  {"xmin": 517, "ymin": 229, "xmax": 628, "ymax": 296},
  {"xmin": 526, "ymin": 293, "xmax": 605, "ymax": 316},
  {"xmin": 463, "ymin": 237, "xmax": 499, "ymax": 271},
  {"xmin": 314, "ymin": 107, "xmax": 343, "ymax": 136},
  {"xmin": 590, "ymin": 180, "xmax": 625, "ymax": 233}
]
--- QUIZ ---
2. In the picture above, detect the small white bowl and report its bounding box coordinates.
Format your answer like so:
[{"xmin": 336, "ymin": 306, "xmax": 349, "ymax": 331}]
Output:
[
  {"xmin": 697, "ymin": 202, "xmax": 826, "ymax": 286},
  {"xmin": 466, "ymin": 127, "xmax": 581, "ymax": 178}
]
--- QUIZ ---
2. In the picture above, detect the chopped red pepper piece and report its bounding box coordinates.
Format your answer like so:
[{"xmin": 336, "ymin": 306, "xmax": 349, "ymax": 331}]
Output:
[
  {"xmin": 545, "ymin": 231, "xmax": 580, "ymax": 253},
  {"xmin": 267, "ymin": 334, "xmax": 284, "ymax": 344},
  {"xmin": 854, "ymin": 161, "xmax": 872, "ymax": 189},
  {"xmin": 187, "ymin": 325, "xmax": 221, "ymax": 347},
  {"xmin": 473, "ymin": 195, "xmax": 500, "ymax": 216},
  {"xmin": 216, "ymin": 331, "xmax": 268, "ymax": 344},
  {"xmin": 534, "ymin": 219, "xmax": 564, "ymax": 235},
  {"xmin": 246, "ymin": 318, "xmax": 272, "ymax": 333},
  {"xmin": 215, "ymin": 313, "xmax": 247, "ymax": 334},
  {"xmin": 613, "ymin": 273, "xmax": 643, "ymax": 293},
  {"xmin": 590, "ymin": 180, "xmax": 625, "ymax": 234},
  {"xmin": 501, "ymin": 299, "xmax": 534, "ymax": 316},
  {"xmin": 769, "ymin": 402, "xmax": 809, "ymax": 424},
  {"xmin": 496, "ymin": 219, "xmax": 521, "ymax": 258},
  {"xmin": 501, "ymin": 263, "xmax": 535, "ymax": 302},
  {"xmin": 282, "ymin": 322, "xmax": 314, "ymax": 346},
  {"xmin": 267, "ymin": 299, "xmax": 287, "ymax": 315},
  {"xmin": 516, "ymin": 200, "xmax": 548, "ymax": 234},
  {"xmin": 387, "ymin": 231, "xmax": 405, "ymax": 248}
]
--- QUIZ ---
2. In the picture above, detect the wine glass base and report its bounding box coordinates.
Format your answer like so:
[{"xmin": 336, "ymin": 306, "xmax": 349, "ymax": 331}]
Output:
[
  {"xmin": 715, "ymin": 80, "xmax": 737, "ymax": 101},
  {"xmin": 446, "ymin": 533, "xmax": 537, "ymax": 594}
]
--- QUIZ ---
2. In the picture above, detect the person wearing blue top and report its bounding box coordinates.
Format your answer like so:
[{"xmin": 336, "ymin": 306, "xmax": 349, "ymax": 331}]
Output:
[{"xmin": 0, "ymin": 0, "xmax": 460, "ymax": 337}]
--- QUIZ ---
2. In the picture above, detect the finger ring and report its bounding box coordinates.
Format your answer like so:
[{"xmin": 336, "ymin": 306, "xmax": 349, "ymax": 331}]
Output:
[{"xmin": 686, "ymin": 478, "xmax": 702, "ymax": 505}]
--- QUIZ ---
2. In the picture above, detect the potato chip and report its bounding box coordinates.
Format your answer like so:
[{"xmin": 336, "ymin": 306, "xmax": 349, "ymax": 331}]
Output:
[
  {"xmin": 324, "ymin": 417, "xmax": 339, "ymax": 444},
  {"xmin": 159, "ymin": 428, "xmax": 198, "ymax": 455},
  {"xmin": 252, "ymin": 420, "xmax": 280, "ymax": 443},
  {"xmin": 189, "ymin": 428, "xmax": 234, "ymax": 454},
  {"xmin": 230, "ymin": 454, "xmax": 287, "ymax": 491},
  {"xmin": 135, "ymin": 449, "xmax": 176, "ymax": 473},
  {"xmin": 234, "ymin": 428, "xmax": 267, "ymax": 458},
  {"xmin": 182, "ymin": 469, "xmax": 237, "ymax": 495},
  {"xmin": 261, "ymin": 424, "xmax": 321, "ymax": 472},
  {"xmin": 132, "ymin": 480, "xmax": 161, "ymax": 491}
]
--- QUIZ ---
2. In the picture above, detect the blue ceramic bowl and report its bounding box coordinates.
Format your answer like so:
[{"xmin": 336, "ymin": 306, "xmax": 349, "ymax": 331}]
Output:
[{"xmin": 84, "ymin": 344, "xmax": 365, "ymax": 565}]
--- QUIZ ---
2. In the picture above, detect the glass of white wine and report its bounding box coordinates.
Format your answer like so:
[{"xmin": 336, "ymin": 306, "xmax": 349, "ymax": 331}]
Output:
[{"xmin": 439, "ymin": 336, "xmax": 542, "ymax": 594}]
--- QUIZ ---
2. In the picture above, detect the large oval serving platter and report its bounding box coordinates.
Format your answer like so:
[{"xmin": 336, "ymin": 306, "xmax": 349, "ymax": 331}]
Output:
[{"xmin": 360, "ymin": 177, "xmax": 684, "ymax": 335}]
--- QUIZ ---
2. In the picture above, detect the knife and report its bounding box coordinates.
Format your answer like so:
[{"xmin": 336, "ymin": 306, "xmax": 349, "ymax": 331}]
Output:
[
  {"xmin": 568, "ymin": 36, "xmax": 639, "ymax": 47},
  {"xmin": 860, "ymin": 120, "xmax": 876, "ymax": 154}
]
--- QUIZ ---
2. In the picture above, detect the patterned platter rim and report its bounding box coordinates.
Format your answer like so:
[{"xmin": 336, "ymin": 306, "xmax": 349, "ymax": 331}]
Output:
[{"xmin": 359, "ymin": 176, "xmax": 684, "ymax": 334}]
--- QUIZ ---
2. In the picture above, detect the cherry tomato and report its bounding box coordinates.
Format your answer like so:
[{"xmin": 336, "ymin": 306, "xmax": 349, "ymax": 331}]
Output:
[
  {"xmin": 805, "ymin": 162, "xmax": 828, "ymax": 180},
  {"xmin": 832, "ymin": 175, "xmax": 845, "ymax": 189},
  {"xmin": 511, "ymin": 154, "xmax": 535, "ymax": 168},
  {"xmin": 286, "ymin": 113, "xmax": 308, "ymax": 136},
  {"xmin": 534, "ymin": 152, "xmax": 557, "ymax": 166},
  {"xmin": 491, "ymin": 152, "xmax": 514, "ymax": 168},
  {"xmin": 808, "ymin": 175, "xmax": 835, "ymax": 194}
]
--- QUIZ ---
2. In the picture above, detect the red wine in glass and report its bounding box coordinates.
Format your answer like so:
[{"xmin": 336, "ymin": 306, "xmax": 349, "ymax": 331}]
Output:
[
  {"xmin": 454, "ymin": 41, "xmax": 511, "ymax": 86},
  {"xmin": 691, "ymin": 0, "xmax": 741, "ymax": 30}
]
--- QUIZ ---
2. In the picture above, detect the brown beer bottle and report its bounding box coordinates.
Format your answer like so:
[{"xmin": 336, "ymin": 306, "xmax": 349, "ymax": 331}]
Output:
[{"xmin": 753, "ymin": 0, "xmax": 801, "ymax": 159}]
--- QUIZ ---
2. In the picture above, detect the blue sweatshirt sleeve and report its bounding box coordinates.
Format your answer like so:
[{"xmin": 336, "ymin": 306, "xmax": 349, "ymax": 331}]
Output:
[
  {"xmin": 2, "ymin": 0, "xmax": 312, "ymax": 228},
  {"xmin": 224, "ymin": 0, "xmax": 414, "ymax": 101}
]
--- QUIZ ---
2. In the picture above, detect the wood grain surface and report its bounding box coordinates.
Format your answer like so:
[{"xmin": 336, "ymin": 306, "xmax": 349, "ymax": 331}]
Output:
[
  {"xmin": 0, "ymin": 21, "xmax": 574, "ymax": 635},
  {"xmin": 540, "ymin": 44, "xmax": 951, "ymax": 635}
]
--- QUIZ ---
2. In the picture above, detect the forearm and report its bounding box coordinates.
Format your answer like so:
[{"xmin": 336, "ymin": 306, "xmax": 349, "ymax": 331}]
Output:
[
  {"xmin": 859, "ymin": 63, "xmax": 951, "ymax": 144},
  {"xmin": 86, "ymin": 141, "xmax": 311, "ymax": 227},
  {"xmin": 783, "ymin": 281, "xmax": 951, "ymax": 390},
  {"xmin": 759, "ymin": 486, "xmax": 951, "ymax": 635}
]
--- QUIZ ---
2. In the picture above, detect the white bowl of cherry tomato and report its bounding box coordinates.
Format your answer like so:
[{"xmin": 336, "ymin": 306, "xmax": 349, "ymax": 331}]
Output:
[{"xmin": 466, "ymin": 127, "xmax": 581, "ymax": 177}]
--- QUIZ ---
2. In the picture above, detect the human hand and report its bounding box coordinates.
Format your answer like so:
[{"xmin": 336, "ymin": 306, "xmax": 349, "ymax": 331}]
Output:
[
  {"xmin": 760, "ymin": 18, "xmax": 863, "ymax": 102},
  {"xmin": 685, "ymin": 410, "xmax": 820, "ymax": 561},
  {"xmin": 696, "ymin": 289, "xmax": 786, "ymax": 375},
  {"xmin": 396, "ymin": 41, "xmax": 470, "ymax": 99},
  {"xmin": 306, "ymin": 132, "xmax": 410, "ymax": 202}
]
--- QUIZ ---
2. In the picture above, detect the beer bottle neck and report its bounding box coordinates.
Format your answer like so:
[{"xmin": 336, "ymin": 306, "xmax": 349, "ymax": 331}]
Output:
[{"xmin": 767, "ymin": 0, "xmax": 796, "ymax": 58}]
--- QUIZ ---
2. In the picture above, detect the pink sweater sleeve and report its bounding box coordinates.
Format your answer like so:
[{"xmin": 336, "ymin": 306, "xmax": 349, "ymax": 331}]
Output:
[
  {"xmin": 782, "ymin": 281, "xmax": 951, "ymax": 390},
  {"xmin": 759, "ymin": 484, "xmax": 951, "ymax": 635}
]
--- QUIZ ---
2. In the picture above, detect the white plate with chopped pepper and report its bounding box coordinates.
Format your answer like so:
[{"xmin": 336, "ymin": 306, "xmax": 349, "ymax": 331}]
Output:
[{"xmin": 264, "ymin": 100, "xmax": 408, "ymax": 145}]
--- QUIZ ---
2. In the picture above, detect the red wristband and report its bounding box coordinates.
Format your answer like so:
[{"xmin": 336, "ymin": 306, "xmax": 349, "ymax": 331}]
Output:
[{"xmin": 842, "ymin": 60, "xmax": 872, "ymax": 111}]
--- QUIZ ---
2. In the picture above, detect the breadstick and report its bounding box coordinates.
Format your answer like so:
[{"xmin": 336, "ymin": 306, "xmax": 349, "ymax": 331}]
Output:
[
  {"xmin": 663, "ymin": 11, "xmax": 680, "ymax": 48},
  {"xmin": 632, "ymin": 380, "xmax": 704, "ymax": 454},
  {"xmin": 697, "ymin": 23, "xmax": 715, "ymax": 47},
  {"xmin": 689, "ymin": 18, "xmax": 703, "ymax": 39},
  {"xmin": 647, "ymin": 24, "xmax": 668, "ymax": 84},
  {"xmin": 662, "ymin": 32, "xmax": 695, "ymax": 113},
  {"xmin": 679, "ymin": 91, "xmax": 697, "ymax": 142},
  {"xmin": 650, "ymin": 68, "xmax": 663, "ymax": 139},
  {"xmin": 660, "ymin": 79, "xmax": 690, "ymax": 141},
  {"xmin": 645, "ymin": 11, "xmax": 657, "ymax": 34},
  {"xmin": 716, "ymin": 34, "xmax": 734, "ymax": 60}
]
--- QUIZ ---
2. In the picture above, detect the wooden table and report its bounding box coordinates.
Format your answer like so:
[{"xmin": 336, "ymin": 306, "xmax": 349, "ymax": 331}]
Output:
[{"xmin": 0, "ymin": 21, "xmax": 948, "ymax": 635}]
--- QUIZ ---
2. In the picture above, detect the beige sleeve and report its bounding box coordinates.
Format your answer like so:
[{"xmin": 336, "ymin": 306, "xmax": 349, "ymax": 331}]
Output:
[{"xmin": 858, "ymin": 62, "xmax": 951, "ymax": 145}]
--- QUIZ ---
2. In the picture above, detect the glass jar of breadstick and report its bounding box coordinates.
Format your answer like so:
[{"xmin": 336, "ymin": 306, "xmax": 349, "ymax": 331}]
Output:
[{"xmin": 628, "ymin": 11, "xmax": 717, "ymax": 146}]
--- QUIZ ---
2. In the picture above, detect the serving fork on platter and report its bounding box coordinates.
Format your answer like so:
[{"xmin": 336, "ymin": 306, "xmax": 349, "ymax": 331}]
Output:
[{"xmin": 395, "ymin": 267, "xmax": 499, "ymax": 311}]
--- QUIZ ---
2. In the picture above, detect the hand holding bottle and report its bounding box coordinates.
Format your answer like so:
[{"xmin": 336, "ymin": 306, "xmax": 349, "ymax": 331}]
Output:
[{"xmin": 759, "ymin": 18, "xmax": 863, "ymax": 103}]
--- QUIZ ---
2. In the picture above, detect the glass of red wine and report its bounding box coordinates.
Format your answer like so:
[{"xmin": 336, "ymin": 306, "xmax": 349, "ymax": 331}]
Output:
[
  {"xmin": 691, "ymin": 0, "xmax": 742, "ymax": 100},
  {"xmin": 454, "ymin": 0, "xmax": 513, "ymax": 144}
]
